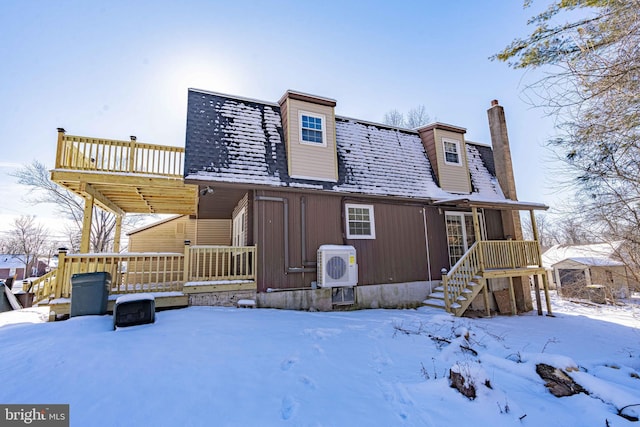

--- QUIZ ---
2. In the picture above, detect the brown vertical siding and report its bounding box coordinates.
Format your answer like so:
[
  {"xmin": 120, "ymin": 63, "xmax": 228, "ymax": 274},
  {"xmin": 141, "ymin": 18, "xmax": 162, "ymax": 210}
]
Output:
[
  {"xmin": 255, "ymin": 190, "xmax": 437, "ymax": 291},
  {"xmin": 484, "ymin": 209, "xmax": 505, "ymax": 240},
  {"xmin": 346, "ymin": 202, "xmax": 428, "ymax": 285},
  {"xmin": 424, "ymin": 207, "xmax": 449, "ymax": 280}
]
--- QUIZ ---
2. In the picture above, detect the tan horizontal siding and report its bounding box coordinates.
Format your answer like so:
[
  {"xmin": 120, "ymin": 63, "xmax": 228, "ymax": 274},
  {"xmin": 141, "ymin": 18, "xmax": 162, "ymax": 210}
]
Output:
[
  {"xmin": 434, "ymin": 129, "xmax": 471, "ymax": 193},
  {"xmin": 129, "ymin": 217, "xmax": 231, "ymax": 252},
  {"xmin": 286, "ymin": 98, "xmax": 338, "ymax": 182}
]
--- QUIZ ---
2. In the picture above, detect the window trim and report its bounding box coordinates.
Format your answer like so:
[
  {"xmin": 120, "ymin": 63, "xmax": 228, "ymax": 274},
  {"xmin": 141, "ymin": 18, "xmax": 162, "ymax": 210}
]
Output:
[
  {"xmin": 299, "ymin": 110, "xmax": 327, "ymax": 147},
  {"xmin": 232, "ymin": 207, "xmax": 246, "ymax": 247},
  {"xmin": 345, "ymin": 203, "xmax": 376, "ymax": 240},
  {"xmin": 444, "ymin": 211, "xmax": 485, "ymax": 267},
  {"xmin": 442, "ymin": 137, "xmax": 462, "ymax": 166}
]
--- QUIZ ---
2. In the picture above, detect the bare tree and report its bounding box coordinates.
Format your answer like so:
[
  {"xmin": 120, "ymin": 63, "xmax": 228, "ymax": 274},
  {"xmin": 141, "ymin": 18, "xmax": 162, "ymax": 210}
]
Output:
[
  {"xmin": 383, "ymin": 105, "xmax": 430, "ymax": 129},
  {"xmin": 495, "ymin": 0, "xmax": 640, "ymax": 281},
  {"xmin": 383, "ymin": 109, "xmax": 405, "ymax": 127},
  {"xmin": 12, "ymin": 160, "xmax": 145, "ymax": 252},
  {"xmin": 3, "ymin": 216, "xmax": 49, "ymax": 278},
  {"xmin": 405, "ymin": 105, "xmax": 430, "ymax": 129}
]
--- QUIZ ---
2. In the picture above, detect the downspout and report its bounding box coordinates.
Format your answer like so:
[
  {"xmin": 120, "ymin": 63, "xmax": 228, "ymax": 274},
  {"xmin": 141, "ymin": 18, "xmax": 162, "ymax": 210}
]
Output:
[
  {"xmin": 300, "ymin": 196, "xmax": 316, "ymax": 267},
  {"xmin": 422, "ymin": 207, "xmax": 433, "ymax": 284}
]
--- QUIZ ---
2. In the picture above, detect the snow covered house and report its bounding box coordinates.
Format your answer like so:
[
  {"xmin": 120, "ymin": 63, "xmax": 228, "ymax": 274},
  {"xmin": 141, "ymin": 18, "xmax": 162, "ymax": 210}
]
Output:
[
  {"xmin": 181, "ymin": 89, "xmax": 550, "ymax": 315},
  {"xmin": 36, "ymin": 89, "xmax": 551, "ymax": 317},
  {"xmin": 0, "ymin": 254, "xmax": 47, "ymax": 281},
  {"xmin": 542, "ymin": 242, "xmax": 631, "ymax": 301}
]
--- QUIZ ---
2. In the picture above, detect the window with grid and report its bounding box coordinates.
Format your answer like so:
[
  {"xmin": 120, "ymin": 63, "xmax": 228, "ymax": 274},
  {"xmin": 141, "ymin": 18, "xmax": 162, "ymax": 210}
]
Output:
[
  {"xmin": 443, "ymin": 138, "xmax": 461, "ymax": 165},
  {"xmin": 300, "ymin": 112, "xmax": 325, "ymax": 145},
  {"xmin": 345, "ymin": 204, "xmax": 375, "ymax": 239},
  {"xmin": 445, "ymin": 211, "xmax": 485, "ymax": 267}
]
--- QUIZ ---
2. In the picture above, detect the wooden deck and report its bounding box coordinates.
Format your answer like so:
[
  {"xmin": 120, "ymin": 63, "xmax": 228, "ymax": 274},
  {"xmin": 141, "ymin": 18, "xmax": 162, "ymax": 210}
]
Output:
[
  {"xmin": 31, "ymin": 245, "xmax": 257, "ymax": 317},
  {"xmin": 51, "ymin": 130, "xmax": 198, "ymax": 215}
]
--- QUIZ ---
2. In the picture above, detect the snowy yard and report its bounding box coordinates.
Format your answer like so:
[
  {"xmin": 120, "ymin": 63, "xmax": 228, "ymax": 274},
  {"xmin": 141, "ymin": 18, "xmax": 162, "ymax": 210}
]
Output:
[{"xmin": 0, "ymin": 296, "xmax": 639, "ymax": 427}]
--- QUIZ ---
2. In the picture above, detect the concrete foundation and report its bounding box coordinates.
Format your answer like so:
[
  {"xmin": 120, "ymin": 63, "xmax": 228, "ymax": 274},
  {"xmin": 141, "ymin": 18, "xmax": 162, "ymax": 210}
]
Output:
[
  {"xmin": 189, "ymin": 290, "xmax": 257, "ymax": 307},
  {"xmin": 256, "ymin": 281, "xmax": 436, "ymax": 311}
]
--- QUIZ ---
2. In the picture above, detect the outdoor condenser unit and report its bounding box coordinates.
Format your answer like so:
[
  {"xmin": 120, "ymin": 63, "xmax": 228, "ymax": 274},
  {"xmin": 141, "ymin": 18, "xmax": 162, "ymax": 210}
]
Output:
[
  {"xmin": 317, "ymin": 245, "xmax": 358, "ymax": 287},
  {"xmin": 113, "ymin": 294, "xmax": 155, "ymax": 329}
]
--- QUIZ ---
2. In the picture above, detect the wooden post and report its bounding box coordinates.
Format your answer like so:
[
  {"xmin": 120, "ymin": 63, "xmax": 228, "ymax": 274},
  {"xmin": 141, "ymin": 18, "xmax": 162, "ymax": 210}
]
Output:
[
  {"xmin": 541, "ymin": 271, "xmax": 553, "ymax": 316},
  {"xmin": 472, "ymin": 207, "xmax": 488, "ymax": 316},
  {"xmin": 55, "ymin": 248, "xmax": 67, "ymax": 299},
  {"xmin": 534, "ymin": 274, "xmax": 543, "ymax": 315},
  {"xmin": 183, "ymin": 240, "xmax": 191, "ymax": 283},
  {"xmin": 530, "ymin": 209, "xmax": 547, "ymax": 315},
  {"xmin": 113, "ymin": 214, "xmax": 123, "ymax": 253},
  {"xmin": 508, "ymin": 277, "xmax": 517, "ymax": 315},
  {"xmin": 80, "ymin": 194, "xmax": 94, "ymax": 253},
  {"xmin": 441, "ymin": 268, "xmax": 450, "ymax": 312},
  {"xmin": 55, "ymin": 128, "xmax": 66, "ymax": 168},
  {"xmin": 128, "ymin": 135, "xmax": 137, "ymax": 172}
]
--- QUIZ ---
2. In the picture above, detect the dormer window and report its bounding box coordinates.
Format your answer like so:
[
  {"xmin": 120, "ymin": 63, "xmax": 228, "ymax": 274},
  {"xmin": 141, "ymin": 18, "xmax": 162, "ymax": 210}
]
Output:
[
  {"xmin": 299, "ymin": 111, "xmax": 326, "ymax": 146},
  {"xmin": 443, "ymin": 138, "xmax": 461, "ymax": 165}
]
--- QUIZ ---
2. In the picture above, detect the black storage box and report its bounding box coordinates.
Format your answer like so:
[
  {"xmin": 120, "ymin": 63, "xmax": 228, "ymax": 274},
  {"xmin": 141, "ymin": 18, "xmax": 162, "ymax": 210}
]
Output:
[
  {"xmin": 70, "ymin": 272, "xmax": 110, "ymax": 317},
  {"xmin": 113, "ymin": 294, "xmax": 155, "ymax": 329}
]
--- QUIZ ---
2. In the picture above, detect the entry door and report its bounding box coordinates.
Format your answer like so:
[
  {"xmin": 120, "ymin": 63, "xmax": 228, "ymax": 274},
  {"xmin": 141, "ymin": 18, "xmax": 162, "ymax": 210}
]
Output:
[{"xmin": 445, "ymin": 212, "xmax": 485, "ymax": 267}]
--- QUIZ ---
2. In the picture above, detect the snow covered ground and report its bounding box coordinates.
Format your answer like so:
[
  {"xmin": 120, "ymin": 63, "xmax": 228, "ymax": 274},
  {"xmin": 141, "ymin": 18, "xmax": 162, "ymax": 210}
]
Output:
[{"xmin": 0, "ymin": 295, "xmax": 638, "ymax": 427}]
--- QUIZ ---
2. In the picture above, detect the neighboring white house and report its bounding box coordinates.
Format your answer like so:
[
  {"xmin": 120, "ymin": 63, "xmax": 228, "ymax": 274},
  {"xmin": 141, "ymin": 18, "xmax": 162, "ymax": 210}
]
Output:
[{"xmin": 542, "ymin": 242, "xmax": 630, "ymax": 300}]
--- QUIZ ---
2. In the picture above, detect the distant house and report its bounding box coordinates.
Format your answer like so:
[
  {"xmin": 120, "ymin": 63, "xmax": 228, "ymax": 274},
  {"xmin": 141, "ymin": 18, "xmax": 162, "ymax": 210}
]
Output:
[
  {"xmin": 542, "ymin": 242, "xmax": 631, "ymax": 300},
  {"xmin": 0, "ymin": 254, "xmax": 47, "ymax": 281}
]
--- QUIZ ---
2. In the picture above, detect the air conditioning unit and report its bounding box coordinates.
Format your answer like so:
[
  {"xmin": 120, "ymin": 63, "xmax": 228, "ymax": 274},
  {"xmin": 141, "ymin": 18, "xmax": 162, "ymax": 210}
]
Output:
[{"xmin": 317, "ymin": 245, "xmax": 358, "ymax": 287}]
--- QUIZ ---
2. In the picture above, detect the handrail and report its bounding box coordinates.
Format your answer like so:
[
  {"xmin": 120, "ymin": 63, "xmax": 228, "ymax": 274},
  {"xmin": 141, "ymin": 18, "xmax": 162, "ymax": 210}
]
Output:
[
  {"xmin": 38, "ymin": 246, "xmax": 258, "ymax": 303},
  {"xmin": 55, "ymin": 133, "xmax": 185, "ymax": 177},
  {"xmin": 442, "ymin": 240, "xmax": 542, "ymax": 313},
  {"xmin": 187, "ymin": 246, "xmax": 257, "ymax": 282}
]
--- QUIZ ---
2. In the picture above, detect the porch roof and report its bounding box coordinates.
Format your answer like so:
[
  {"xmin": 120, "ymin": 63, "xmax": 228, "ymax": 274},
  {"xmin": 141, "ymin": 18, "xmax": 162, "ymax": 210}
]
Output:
[{"xmin": 433, "ymin": 196, "xmax": 548, "ymax": 211}]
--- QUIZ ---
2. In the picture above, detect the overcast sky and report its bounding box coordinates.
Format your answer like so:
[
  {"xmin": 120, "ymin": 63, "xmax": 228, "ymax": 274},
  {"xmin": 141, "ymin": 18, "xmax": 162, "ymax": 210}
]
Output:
[{"xmin": 0, "ymin": 0, "xmax": 565, "ymax": 239}]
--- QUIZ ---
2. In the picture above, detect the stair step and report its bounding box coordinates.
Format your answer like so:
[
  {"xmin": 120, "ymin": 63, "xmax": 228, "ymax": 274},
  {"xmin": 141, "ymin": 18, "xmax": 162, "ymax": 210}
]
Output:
[{"xmin": 423, "ymin": 298, "xmax": 461, "ymax": 310}]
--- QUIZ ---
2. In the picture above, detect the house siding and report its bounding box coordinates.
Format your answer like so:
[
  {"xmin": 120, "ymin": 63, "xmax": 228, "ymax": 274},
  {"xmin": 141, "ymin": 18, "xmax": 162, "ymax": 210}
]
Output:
[
  {"xmin": 433, "ymin": 128, "xmax": 471, "ymax": 193},
  {"xmin": 281, "ymin": 98, "xmax": 338, "ymax": 182},
  {"xmin": 129, "ymin": 216, "xmax": 231, "ymax": 252},
  {"xmin": 254, "ymin": 190, "xmax": 438, "ymax": 292}
]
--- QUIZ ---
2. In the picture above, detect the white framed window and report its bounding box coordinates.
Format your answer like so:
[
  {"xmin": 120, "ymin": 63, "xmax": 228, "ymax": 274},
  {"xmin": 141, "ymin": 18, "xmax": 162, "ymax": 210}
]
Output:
[
  {"xmin": 299, "ymin": 111, "xmax": 326, "ymax": 146},
  {"xmin": 445, "ymin": 211, "xmax": 485, "ymax": 267},
  {"xmin": 345, "ymin": 203, "xmax": 375, "ymax": 239},
  {"xmin": 232, "ymin": 207, "xmax": 246, "ymax": 247},
  {"xmin": 442, "ymin": 138, "xmax": 461, "ymax": 165}
]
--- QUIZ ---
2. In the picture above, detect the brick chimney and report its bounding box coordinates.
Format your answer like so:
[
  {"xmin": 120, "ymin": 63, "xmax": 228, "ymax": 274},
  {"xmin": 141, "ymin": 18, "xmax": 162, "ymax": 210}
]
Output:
[
  {"xmin": 487, "ymin": 100, "xmax": 532, "ymax": 312},
  {"xmin": 487, "ymin": 100, "xmax": 523, "ymax": 240}
]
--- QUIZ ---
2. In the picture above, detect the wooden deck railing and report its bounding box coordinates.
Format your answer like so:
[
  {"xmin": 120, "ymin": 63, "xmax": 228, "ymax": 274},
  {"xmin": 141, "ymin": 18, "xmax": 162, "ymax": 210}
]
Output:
[
  {"xmin": 32, "ymin": 245, "xmax": 257, "ymax": 303},
  {"xmin": 442, "ymin": 240, "xmax": 542, "ymax": 313},
  {"xmin": 481, "ymin": 240, "xmax": 540, "ymax": 270},
  {"xmin": 185, "ymin": 245, "xmax": 257, "ymax": 282},
  {"xmin": 442, "ymin": 242, "xmax": 482, "ymax": 312},
  {"xmin": 55, "ymin": 132, "xmax": 184, "ymax": 177}
]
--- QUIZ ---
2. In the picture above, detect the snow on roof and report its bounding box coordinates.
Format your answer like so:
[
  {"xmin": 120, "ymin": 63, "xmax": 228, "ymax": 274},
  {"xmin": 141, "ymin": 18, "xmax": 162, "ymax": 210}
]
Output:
[
  {"xmin": 552, "ymin": 257, "xmax": 624, "ymax": 268},
  {"xmin": 542, "ymin": 242, "xmax": 624, "ymax": 268},
  {"xmin": 184, "ymin": 89, "xmax": 506, "ymax": 202},
  {"xmin": 0, "ymin": 255, "xmax": 26, "ymax": 270}
]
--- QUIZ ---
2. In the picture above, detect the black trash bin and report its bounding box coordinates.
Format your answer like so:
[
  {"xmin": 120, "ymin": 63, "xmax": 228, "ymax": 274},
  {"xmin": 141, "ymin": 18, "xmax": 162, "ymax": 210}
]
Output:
[{"xmin": 70, "ymin": 272, "xmax": 111, "ymax": 317}]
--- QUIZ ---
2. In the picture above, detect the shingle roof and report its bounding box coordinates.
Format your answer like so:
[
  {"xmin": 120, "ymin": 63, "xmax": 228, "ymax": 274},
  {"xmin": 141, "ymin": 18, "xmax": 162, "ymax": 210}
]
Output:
[{"xmin": 184, "ymin": 89, "xmax": 505, "ymax": 201}]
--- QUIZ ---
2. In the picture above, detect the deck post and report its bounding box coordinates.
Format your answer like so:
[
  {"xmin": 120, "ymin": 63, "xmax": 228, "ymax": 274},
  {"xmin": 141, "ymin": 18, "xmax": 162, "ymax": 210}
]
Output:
[
  {"xmin": 441, "ymin": 268, "xmax": 450, "ymax": 312},
  {"xmin": 183, "ymin": 240, "xmax": 191, "ymax": 283},
  {"xmin": 534, "ymin": 274, "xmax": 543, "ymax": 315},
  {"xmin": 113, "ymin": 214, "xmax": 123, "ymax": 253},
  {"xmin": 80, "ymin": 194, "xmax": 94, "ymax": 253},
  {"xmin": 128, "ymin": 136, "xmax": 137, "ymax": 172},
  {"xmin": 472, "ymin": 208, "xmax": 488, "ymax": 315},
  {"xmin": 529, "ymin": 209, "xmax": 547, "ymax": 315},
  {"xmin": 55, "ymin": 128, "xmax": 66, "ymax": 168},
  {"xmin": 55, "ymin": 248, "xmax": 67, "ymax": 299},
  {"xmin": 508, "ymin": 276, "xmax": 517, "ymax": 315},
  {"xmin": 541, "ymin": 272, "xmax": 553, "ymax": 316}
]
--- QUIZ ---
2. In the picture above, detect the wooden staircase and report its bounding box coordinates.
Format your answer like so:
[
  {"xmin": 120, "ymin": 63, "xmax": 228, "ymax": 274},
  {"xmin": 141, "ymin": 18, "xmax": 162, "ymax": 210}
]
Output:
[{"xmin": 423, "ymin": 242, "xmax": 489, "ymax": 317}]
